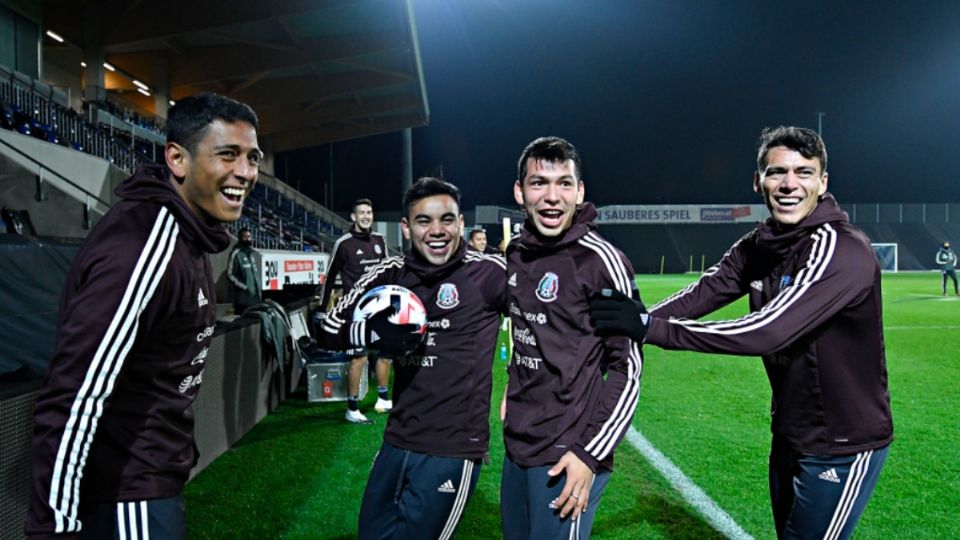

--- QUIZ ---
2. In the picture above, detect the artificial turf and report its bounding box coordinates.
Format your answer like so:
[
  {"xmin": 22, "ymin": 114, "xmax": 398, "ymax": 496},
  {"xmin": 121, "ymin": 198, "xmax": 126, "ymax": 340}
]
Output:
[{"xmin": 185, "ymin": 272, "xmax": 959, "ymax": 539}]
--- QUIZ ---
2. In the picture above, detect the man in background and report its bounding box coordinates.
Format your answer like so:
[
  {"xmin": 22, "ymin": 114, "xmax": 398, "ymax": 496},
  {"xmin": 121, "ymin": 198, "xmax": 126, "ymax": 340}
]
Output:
[
  {"xmin": 318, "ymin": 198, "xmax": 392, "ymax": 423},
  {"xmin": 935, "ymin": 241, "xmax": 958, "ymax": 296},
  {"xmin": 228, "ymin": 227, "xmax": 261, "ymax": 314},
  {"xmin": 467, "ymin": 228, "xmax": 488, "ymax": 252},
  {"xmin": 468, "ymin": 227, "xmax": 501, "ymax": 254}
]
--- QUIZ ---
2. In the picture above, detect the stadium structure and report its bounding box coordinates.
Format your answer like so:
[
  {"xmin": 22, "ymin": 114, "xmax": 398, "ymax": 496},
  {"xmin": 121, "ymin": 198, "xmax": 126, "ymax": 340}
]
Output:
[{"xmin": 2, "ymin": 1, "xmax": 959, "ymax": 538}]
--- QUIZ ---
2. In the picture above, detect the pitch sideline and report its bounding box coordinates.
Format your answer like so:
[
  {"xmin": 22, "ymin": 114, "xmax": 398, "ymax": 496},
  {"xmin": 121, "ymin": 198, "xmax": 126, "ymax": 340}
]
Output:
[{"xmin": 626, "ymin": 427, "xmax": 754, "ymax": 540}]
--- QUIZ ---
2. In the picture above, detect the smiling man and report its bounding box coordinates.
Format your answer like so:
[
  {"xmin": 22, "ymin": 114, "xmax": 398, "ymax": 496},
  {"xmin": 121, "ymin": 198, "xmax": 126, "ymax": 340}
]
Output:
[
  {"xmin": 320, "ymin": 177, "xmax": 506, "ymax": 539},
  {"xmin": 318, "ymin": 198, "xmax": 392, "ymax": 423},
  {"xmin": 589, "ymin": 126, "xmax": 893, "ymax": 540},
  {"xmin": 26, "ymin": 93, "xmax": 260, "ymax": 539},
  {"xmin": 467, "ymin": 228, "xmax": 487, "ymax": 252},
  {"xmin": 500, "ymin": 137, "xmax": 642, "ymax": 540}
]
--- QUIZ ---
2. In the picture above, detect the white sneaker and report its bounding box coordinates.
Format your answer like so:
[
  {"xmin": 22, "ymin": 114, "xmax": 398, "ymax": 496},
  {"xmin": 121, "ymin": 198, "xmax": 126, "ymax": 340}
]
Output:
[
  {"xmin": 374, "ymin": 398, "xmax": 393, "ymax": 413},
  {"xmin": 345, "ymin": 409, "xmax": 372, "ymax": 424}
]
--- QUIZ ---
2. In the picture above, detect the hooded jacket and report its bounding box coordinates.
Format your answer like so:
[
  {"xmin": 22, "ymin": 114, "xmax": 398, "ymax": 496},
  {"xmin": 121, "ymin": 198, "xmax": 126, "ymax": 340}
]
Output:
[
  {"xmin": 27, "ymin": 165, "xmax": 230, "ymax": 537},
  {"xmin": 320, "ymin": 242, "xmax": 507, "ymax": 459},
  {"xmin": 504, "ymin": 203, "xmax": 642, "ymax": 472},
  {"xmin": 646, "ymin": 193, "xmax": 894, "ymax": 455},
  {"xmin": 228, "ymin": 241, "xmax": 261, "ymax": 308},
  {"xmin": 317, "ymin": 227, "xmax": 387, "ymax": 311}
]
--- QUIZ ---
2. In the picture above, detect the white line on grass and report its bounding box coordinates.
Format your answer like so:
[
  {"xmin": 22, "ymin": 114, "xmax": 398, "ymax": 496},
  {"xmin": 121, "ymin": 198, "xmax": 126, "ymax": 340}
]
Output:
[
  {"xmin": 626, "ymin": 427, "xmax": 754, "ymax": 540},
  {"xmin": 885, "ymin": 324, "xmax": 960, "ymax": 330}
]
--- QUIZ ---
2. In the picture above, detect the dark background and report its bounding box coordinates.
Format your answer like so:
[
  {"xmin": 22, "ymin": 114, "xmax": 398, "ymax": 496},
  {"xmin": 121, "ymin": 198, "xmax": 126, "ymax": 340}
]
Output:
[{"xmin": 276, "ymin": 1, "xmax": 960, "ymax": 214}]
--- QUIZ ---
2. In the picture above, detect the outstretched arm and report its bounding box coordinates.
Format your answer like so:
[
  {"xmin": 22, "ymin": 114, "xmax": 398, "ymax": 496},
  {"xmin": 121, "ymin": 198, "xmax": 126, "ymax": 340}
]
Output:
[{"xmin": 647, "ymin": 227, "xmax": 875, "ymax": 355}]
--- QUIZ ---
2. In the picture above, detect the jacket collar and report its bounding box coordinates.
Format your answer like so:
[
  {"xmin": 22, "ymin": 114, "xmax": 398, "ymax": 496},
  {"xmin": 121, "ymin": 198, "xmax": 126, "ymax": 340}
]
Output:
[
  {"xmin": 515, "ymin": 202, "xmax": 598, "ymax": 253},
  {"xmin": 403, "ymin": 241, "xmax": 467, "ymax": 283}
]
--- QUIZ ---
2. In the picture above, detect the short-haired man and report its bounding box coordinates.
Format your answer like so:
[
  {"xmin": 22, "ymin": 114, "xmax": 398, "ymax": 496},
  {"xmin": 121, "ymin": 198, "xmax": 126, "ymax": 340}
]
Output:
[
  {"xmin": 320, "ymin": 177, "xmax": 506, "ymax": 539},
  {"xmin": 590, "ymin": 127, "xmax": 893, "ymax": 539},
  {"xmin": 935, "ymin": 241, "xmax": 958, "ymax": 296},
  {"xmin": 467, "ymin": 228, "xmax": 488, "ymax": 252},
  {"xmin": 501, "ymin": 136, "xmax": 642, "ymax": 539},
  {"xmin": 318, "ymin": 198, "xmax": 392, "ymax": 423},
  {"xmin": 26, "ymin": 93, "xmax": 261, "ymax": 539},
  {"xmin": 228, "ymin": 227, "xmax": 261, "ymax": 314},
  {"xmin": 469, "ymin": 228, "xmax": 500, "ymax": 254}
]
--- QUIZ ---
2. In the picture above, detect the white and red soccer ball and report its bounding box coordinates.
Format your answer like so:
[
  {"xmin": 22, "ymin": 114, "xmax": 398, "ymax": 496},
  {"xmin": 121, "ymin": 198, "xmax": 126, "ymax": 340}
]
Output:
[{"xmin": 353, "ymin": 285, "xmax": 428, "ymax": 335}]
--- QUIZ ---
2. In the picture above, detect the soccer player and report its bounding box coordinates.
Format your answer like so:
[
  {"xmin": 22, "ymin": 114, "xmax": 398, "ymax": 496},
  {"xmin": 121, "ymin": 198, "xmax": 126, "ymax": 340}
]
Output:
[
  {"xmin": 467, "ymin": 228, "xmax": 488, "ymax": 252},
  {"xmin": 589, "ymin": 126, "xmax": 893, "ymax": 540},
  {"xmin": 227, "ymin": 227, "xmax": 261, "ymax": 314},
  {"xmin": 26, "ymin": 93, "xmax": 261, "ymax": 539},
  {"xmin": 501, "ymin": 136, "xmax": 642, "ymax": 539},
  {"xmin": 318, "ymin": 198, "xmax": 392, "ymax": 423},
  {"xmin": 320, "ymin": 177, "xmax": 507, "ymax": 540},
  {"xmin": 935, "ymin": 241, "xmax": 958, "ymax": 296},
  {"xmin": 467, "ymin": 227, "xmax": 500, "ymax": 254}
]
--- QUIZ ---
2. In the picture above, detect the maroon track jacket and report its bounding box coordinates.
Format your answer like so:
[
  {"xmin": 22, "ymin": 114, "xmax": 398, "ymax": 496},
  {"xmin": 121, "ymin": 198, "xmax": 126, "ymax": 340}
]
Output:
[
  {"xmin": 646, "ymin": 194, "xmax": 893, "ymax": 455},
  {"xmin": 26, "ymin": 166, "xmax": 230, "ymax": 537},
  {"xmin": 317, "ymin": 227, "xmax": 387, "ymax": 310},
  {"xmin": 320, "ymin": 243, "xmax": 507, "ymax": 459},
  {"xmin": 504, "ymin": 204, "xmax": 643, "ymax": 472}
]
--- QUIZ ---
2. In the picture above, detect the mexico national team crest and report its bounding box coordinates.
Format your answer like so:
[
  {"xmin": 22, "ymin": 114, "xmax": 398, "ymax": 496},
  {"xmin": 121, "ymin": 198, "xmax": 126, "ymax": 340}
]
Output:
[
  {"xmin": 436, "ymin": 283, "xmax": 460, "ymax": 309},
  {"xmin": 536, "ymin": 272, "xmax": 559, "ymax": 303}
]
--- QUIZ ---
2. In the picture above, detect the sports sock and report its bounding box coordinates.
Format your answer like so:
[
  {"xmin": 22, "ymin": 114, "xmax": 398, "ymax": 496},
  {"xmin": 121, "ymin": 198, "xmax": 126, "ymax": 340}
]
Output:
[
  {"xmin": 377, "ymin": 386, "xmax": 389, "ymax": 400},
  {"xmin": 347, "ymin": 397, "xmax": 359, "ymax": 411}
]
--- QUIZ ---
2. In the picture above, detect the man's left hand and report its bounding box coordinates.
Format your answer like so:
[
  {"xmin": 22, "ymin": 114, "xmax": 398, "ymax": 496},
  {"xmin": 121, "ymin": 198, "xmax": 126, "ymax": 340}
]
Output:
[
  {"xmin": 589, "ymin": 288, "xmax": 650, "ymax": 343},
  {"xmin": 548, "ymin": 451, "xmax": 594, "ymax": 521}
]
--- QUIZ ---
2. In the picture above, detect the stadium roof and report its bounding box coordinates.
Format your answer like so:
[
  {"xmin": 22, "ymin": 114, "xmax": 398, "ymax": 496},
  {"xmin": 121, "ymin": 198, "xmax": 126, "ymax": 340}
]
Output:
[{"xmin": 40, "ymin": 0, "xmax": 429, "ymax": 151}]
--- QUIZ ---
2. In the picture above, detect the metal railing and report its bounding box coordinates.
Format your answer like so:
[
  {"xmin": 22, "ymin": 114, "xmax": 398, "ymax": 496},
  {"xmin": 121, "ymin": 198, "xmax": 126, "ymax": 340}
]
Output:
[{"xmin": 0, "ymin": 67, "xmax": 160, "ymax": 174}]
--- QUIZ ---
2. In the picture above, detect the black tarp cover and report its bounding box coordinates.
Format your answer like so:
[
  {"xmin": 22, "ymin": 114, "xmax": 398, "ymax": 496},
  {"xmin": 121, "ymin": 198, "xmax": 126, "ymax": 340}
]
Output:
[{"xmin": 0, "ymin": 236, "xmax": 80, "ymax": 376}]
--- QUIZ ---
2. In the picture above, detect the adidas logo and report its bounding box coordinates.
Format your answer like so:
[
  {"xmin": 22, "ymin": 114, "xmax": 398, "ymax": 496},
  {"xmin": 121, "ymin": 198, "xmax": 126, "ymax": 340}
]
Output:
[
  {"xmin": 197, "ymin": 288, "xmax": 208, "ymax": 307},
  {"xmin": 750, "ymin": 280, "xmax": 763, "ymax": 292},
  {"xmin": 508, "ymin": 273, "xmax": 517, "ymax": 287},
  {"xmin": 437, "ymin": 479, "xmax": 456, "ymax": 494},
  {"xmin": 818, "ymin": 468, "xmax": 841, "ymax": 483},
  {"xmin": 370, "ymin": 330, "xmax": 380, "ymax": 344},
  {"xmin": 356, "ymin": 249, "xmax": 364, "ymax": 255}
]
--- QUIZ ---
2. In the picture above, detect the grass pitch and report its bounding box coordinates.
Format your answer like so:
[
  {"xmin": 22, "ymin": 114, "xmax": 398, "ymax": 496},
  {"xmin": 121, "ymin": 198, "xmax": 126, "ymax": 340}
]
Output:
[{"xmin": 185, "ymin": 272, "xmax": 959, "ymax": 539}]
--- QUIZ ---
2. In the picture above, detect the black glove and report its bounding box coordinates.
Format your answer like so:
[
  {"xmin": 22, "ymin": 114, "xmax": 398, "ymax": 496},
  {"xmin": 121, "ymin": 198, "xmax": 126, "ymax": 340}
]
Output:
[
  {"xmin": 589, "ymin": 288, "xmax": 650, "ymax": 343},
  {"xmin": 350, "ymin": 306, "xmax": 424, "ymax": 355}
]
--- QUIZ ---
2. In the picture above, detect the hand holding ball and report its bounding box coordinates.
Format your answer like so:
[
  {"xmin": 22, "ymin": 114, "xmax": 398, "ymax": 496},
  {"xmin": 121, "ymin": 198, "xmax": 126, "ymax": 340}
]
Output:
[{"xmin": 351, "ymin": 285, "xmax": 428, "ymax": 354}]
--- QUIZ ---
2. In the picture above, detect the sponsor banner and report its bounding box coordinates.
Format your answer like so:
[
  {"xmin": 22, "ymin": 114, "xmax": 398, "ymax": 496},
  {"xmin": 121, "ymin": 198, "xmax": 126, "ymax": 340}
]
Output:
[
  {"xmin": 597, "ymin": 204, "xmax": 768, "ymax": 224},
  {"xmin": 259, "ymin": 249, "xmax": 331, "ymax": 291}
]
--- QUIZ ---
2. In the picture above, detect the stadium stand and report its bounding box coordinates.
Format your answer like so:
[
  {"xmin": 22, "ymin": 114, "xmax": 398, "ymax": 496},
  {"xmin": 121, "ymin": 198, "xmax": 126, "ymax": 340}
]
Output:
[
  {"xmin": 0, "ymin": 64, "xmax": 158, "ymax": 171},
  {"xmin": 0, "ymin": 67, "xmax": 351, "ymax": 250},
  {"xmin": 228, "ymin": 180, "xmax": 347, "ymax": 252}
]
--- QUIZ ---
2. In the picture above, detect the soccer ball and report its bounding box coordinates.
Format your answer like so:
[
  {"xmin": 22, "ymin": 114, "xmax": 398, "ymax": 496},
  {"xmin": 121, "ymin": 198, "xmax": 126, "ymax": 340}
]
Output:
[{"xmin": 353, "ymin": 285, "xmax": 429, "ymax": 335}]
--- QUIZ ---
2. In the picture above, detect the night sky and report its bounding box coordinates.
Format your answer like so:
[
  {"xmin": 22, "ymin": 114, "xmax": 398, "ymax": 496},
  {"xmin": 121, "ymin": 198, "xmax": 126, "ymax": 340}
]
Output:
[{"xmin": 277, "ymin": 1, "xmax": 960, "ymax": 214}]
